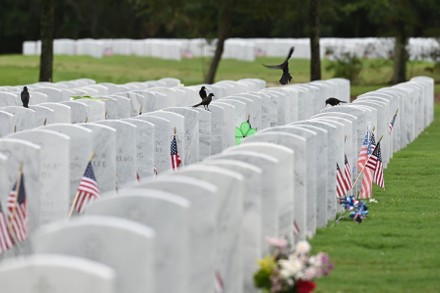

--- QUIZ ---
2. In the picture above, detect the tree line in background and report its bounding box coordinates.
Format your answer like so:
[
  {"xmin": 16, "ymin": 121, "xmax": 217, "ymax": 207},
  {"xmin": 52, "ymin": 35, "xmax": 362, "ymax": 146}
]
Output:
[{"xmin": 1, "ymin": 0, "xmax": 440, "ymax": 83}]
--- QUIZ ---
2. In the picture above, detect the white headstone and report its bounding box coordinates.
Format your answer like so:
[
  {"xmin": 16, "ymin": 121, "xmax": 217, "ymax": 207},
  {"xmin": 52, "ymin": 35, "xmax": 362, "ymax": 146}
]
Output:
[
  {"xmin": 80, "ymin": 124, "xmax": 117, "ymax": 193},
  {"xmin": 202, "ymin": 159, "xmax": 263, "ymax": 293},
  {"xmin": 43, "ymin": 124, "xmax": 93, "ymax": 204},
  {"xmin": 87, "ymin": 189, "xmax": 190, "ymax": 293},
  {"xmin": 162, "ymin": 107, "xmax": 200, "ymax": 164},
  {"xmin": 38, "ymin": 103, "xmax": 71, "ymax": 123},
  {"xmin": 125, "ymin": 119, "xmax": 155, "ymax": 179},
  {"xmin": 95, "ymin": 120, "xmax": 137, "ymax": 188},
  {"xmin": 0, "ymin": 254, "xmax": 116, "ymax": 293},
  {"xmin": 60, "ymin": 101, "xmax": 89, "ymax": 124},
  {"xmin": 7, "ymin": 129, "xmax": 70, "ymax": 226},
  {"xmin": 1, "ymin": 106, "xmax": 36, "ymax": 132},
  {"xmin": 136, "ymin": 115, "xmax": 172, "ymax": 173},
  {"xmin": 136, "ymin": 175, "xmax": 217, "ymax": 293},
  {"xmin": 171, "ymin": 165, "xmax": 244, "ymax": 293},
  {"xmin": 33, "ymin": 216, "xmax": 156, "ymax": 293}
]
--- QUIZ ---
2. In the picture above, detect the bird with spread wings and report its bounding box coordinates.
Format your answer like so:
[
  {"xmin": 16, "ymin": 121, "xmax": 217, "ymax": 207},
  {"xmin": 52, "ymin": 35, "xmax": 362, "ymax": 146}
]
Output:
[{"xmin": 263, "ymin": 47, "xmax": 295, "ymax": 85}]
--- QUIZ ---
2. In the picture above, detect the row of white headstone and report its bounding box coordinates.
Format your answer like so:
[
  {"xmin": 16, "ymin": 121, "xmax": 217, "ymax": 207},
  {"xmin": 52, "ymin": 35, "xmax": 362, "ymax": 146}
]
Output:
[
  {"xmin": 23, "ymin": 37, "xmax": 440, "ymax": 61},
  {"xmin": 0, "ymin": 76, "xmax": 434, "ymax": 293}
]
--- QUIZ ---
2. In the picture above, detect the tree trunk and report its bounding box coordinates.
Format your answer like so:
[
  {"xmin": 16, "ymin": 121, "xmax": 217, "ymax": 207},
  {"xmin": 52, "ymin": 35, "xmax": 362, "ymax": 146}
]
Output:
[
  {"xmin": 309, "ymin": 0, "xmax": 321, "ymax": 81},
  {"xmin": 39, "ymin": 0, "xmax": 54, "ymax": 82},
  {"xmin": 392, "ymin": 22, "xmax": 407, "ymax": 84},
  {"xmin": 204, "ymin": 0, "xmax": 236, "ymax": 84}
]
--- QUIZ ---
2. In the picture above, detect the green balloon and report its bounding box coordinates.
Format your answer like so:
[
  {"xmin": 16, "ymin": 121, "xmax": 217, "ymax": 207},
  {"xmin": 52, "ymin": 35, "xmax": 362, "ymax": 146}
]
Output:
[
  {"xmin": 235, "ymin": 127, "xmax": 244, "ymax": 138},
  {"xmin": 235, "ymin": 137, "xmax": 242, "ymax": 145},
  {"xmin": 240, "ymin": 121, "xmax": 251, "ymax": 134},
  {"xmin": 246, "ymin": 128, "xmax": 257, "ymax": 137}
]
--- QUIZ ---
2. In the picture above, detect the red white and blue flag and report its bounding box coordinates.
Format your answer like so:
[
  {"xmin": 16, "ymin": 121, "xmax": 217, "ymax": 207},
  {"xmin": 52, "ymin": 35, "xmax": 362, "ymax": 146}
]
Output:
[
  {"xmin": 359, "ymin": 133, "xmax": 376, "ymax": 199},
  {"xmin": 388, "ymin": 109, "xmax": 399, "ymax": 134},
  {"xmin": 170, "ymin": 135, "xmax": 181, "ymax": 170},
  {"xmin": 7, "ymin": 172, "xmax": 28, "ymax": 242},
  {"xmin": 344, "ymin": 154, "xmax": 353, "ymax": 190},
  {"xmin": 73, "ymin": 161, "xmax": 100, "ymax": 213},
  {"xmin": 366, "ymin": 141, "xmax": 385, "ymax": 189}
]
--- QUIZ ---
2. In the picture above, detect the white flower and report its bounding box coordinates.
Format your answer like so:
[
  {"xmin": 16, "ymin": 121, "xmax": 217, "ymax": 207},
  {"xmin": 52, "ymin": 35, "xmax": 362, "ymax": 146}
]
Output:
[
  {"xmin": 303, "ymin": 267, "xmax": 318, "ymax": 280},
  {"xmin": 279, "ymin": 257, "xmax": 303, "ymax": 280},
  {"xmin": 295, "ymin": 241, "xmax": 311, "ymax": 254}
]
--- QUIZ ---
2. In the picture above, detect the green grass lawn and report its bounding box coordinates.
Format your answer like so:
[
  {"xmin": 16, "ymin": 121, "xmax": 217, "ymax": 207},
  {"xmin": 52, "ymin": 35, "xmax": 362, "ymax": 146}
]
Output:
[
  {"xmin": 312, "ymin": 104, "xmax": 440, "ymax": 292},
  {"xmin": 1, "ymin": 54, "xmax": 439, "ymax": 98}
]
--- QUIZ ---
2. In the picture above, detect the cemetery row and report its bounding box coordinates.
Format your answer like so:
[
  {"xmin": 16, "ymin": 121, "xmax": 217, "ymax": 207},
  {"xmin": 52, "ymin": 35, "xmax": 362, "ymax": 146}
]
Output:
[
  {"xmin": 22, "ymin": 37, "xmax": 439, "ymax": 61},
  {"xmin": 0, "ymin": 76, "xmax": 434, "ymax": 293}
]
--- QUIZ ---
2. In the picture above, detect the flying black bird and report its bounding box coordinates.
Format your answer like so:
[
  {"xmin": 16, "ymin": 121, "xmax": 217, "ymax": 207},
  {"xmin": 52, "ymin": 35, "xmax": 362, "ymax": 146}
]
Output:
[
  {"xmin": 193, "ymin": 93, "xmax": 214, "ymax": 111},
  {"xmin": 21, "ymin": 86, "xmax": 30, "ymax": 108},
  {"xmin": 263, "ymin": 47, "xmax": 295, "ymax": 85},
  {"xmin": 199, "ymin": 86, "xmax": 207, "ymax": 100},
  {"xmin": 325, "ymin": 97, "xmax": 347, "ymax": 107}
]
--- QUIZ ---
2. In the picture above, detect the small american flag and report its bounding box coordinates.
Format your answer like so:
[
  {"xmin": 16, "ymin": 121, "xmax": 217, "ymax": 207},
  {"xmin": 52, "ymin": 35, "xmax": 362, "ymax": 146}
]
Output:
[
  {"xmin": 7, "ymin": 172, "xmax": 28, "ymax": 242},
  {"xmin": 388, "ymin": 109, "xmax": 398, "ymax": 134},
  {"xmin": 170, "ymin": 135, "xmax": 181, "ymax": 170},
  {"xmin": 73, "ymin": 161, "xmax": 100, "ymax": 213},
  {"xmin": 359, "ymin": 133, "xmax": 376, "ymax": 199},
  {"xmin": 0, "ymin": 201, "xmax": 13, "ymax": 254},
  {"xmin": 214, "ymin": 271, "xmax": 224, "ymax": 293},
  {"xmin": 366, "ymin": 141, "xmax": 385, "ymax": 189},
  {"xmin": 357, "ymin": 131, "xmax": 370, "ymax": 170},
  {"xmin": 344, "ymin": 154, "xmax": 353, "ymax": 190},
  {"xmin": 336, "ymin": 163, "xmax": 348, "ymax": 197}
]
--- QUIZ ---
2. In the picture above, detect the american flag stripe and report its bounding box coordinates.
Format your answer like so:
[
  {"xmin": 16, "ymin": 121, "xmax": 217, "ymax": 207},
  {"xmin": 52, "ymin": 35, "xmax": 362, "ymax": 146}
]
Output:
[
  {"xmin": 0, "ymin": 203, "xmax": 13, "ymax": 253},
  {"xmin": 374, "ymin": 161, "xmax": 385, "ymax": 188},
  {"xmin": 357, "ymin": 132, "xmax": 369, "ymax": 169},
  {"xmin": 371, "ymin": 142, "xmax": 385, "ymax": 189},
  {"xmin": 73, "ymin": 161, "xmax": 100, "ymax": 214},
  {"xmin": 214, "ymin": 271, "xmax": 224, "ymax": 293},
  {"xmin": 344, "ymin": 154, "xmax": 353, "ymax": 190},
  {"xmin": 336, "ymin": 163, "xmax": 348, "ymax": 197},
  {"xmin": 7, "ymin": 173, "xmax": 28, "ymax": 243},
  {"xmin": 359, "ymin": 133, "xmax": 376, "ymax": 199},
  {"xmin": 359, "ymin": 168, "xmax": 373, "ymax": 199},
  {"xmin": 170, "ymin": 135, "xmax": 181, "ymax": 170},
  {"xmin": 10, "ymin": 203, "xmax": 27, "ymax": 241}
]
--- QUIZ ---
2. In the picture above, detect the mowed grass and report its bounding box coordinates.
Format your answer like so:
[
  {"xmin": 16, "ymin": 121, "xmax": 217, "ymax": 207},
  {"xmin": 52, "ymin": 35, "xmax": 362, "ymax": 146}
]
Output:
[
  {"xmin": 312, "ymin": 104, "xmax": 440, "ymax": 292},
  {"xmin": 1, "ymin": 54, "xmax": 439, "ymax": 98},
  {"xmin": 1, "ymin": 54, "xmax": 439, "ymax": 291}
]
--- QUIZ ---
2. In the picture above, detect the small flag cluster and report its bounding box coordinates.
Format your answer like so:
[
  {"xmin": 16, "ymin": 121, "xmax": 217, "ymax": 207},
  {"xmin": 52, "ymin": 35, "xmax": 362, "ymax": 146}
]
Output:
[
  {"xmin": 0, "ymin": 170, "xmax": 28, "ymax": 254},
  {"xmin": 356, "ymin": 130, "xmax": 385, "ymax": 199},
  {"xmin": 336, "ymin": 108, "xmax": 394, "ymax": 200}
]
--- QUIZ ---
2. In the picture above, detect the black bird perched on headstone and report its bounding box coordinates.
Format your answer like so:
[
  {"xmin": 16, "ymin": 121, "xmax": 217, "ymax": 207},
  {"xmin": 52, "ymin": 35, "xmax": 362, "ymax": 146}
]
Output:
[
  {"xmin": 325, "ymin": 97, "xmax": 347, "ymax": 107},
  {"xmin": 199, "ymin": 86, "xmax": 207, "ymax": 100},
  {"xmin": 21, "ymin": 86, "xmax": 30, "ymax": 108},
  {"xmin": 263, "ymin": 47, "xmax": 295, "ymax": 85},
  {"xmin": 193, "ymin": 93, "xmax": 214, "ymax": 111}
]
